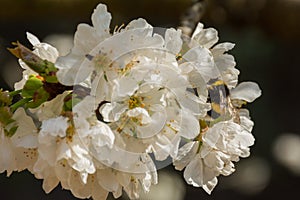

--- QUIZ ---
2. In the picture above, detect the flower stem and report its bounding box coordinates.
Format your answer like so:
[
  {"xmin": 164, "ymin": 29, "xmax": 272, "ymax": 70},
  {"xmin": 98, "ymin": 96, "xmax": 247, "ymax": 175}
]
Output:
[
  {"xmin": 178, "ymin": 0, "xmax": 207, "ymax": 36},
  {"xmin": 10, "ymin": 98, "xmax": 32, "ymax": 112},
  {"xmin": 9, "ymin": 89, "xmax": 22, "ymax": 97}
]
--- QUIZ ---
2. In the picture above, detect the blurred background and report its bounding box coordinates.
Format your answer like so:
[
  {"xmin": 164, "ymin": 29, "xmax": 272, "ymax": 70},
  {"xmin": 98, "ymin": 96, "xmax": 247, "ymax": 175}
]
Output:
[{"xmin": 1, "ymin": 0, "xmax": 300, "ymax": 199}]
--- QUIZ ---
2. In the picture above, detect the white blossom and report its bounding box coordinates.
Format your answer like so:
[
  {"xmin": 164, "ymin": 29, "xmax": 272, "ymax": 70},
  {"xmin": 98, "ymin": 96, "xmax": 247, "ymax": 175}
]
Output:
[
  {"xmin": 0, "ymin": 108, "xmax": 38, "ymax": 175},
  {"xmin": 0, "ymin": 2, "xmax": 262, "ymax": 200}
]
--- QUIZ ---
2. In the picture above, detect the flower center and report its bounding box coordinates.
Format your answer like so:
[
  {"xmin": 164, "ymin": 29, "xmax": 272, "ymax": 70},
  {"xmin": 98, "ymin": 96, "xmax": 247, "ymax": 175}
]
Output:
[
  {"xmin": 91, "ymin": 53, "xmax": 112, "ymax": 71},
  {"xmin": 66, "ymin": 125, "xmax": 75, "ymax": 142},
  {"xmin": 128, "ymin": 95, "xmax": 145, "ymax": 109},
  {"xmin": 119, "ymin": 60, "xmax": 140, "ymax": 75}
]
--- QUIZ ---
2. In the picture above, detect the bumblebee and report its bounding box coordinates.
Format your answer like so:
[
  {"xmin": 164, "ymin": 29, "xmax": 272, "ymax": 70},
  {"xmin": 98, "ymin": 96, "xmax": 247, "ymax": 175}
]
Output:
[
  {"xmin": 207, "ymin": 78, "xmax": 230, "ymax": 119},
  {"xmin": 206, "ymin": 78, "xmax": 242, "ymax": 125}
]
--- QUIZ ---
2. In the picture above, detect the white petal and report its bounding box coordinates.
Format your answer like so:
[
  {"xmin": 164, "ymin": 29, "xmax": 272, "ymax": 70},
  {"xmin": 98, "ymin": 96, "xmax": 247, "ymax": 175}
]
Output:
[
  {"xmin": 173, "ymin": 141, "xmax": 198, "ymax": 170},
  {"xmin": 123, "ymin": 176, "xmax": 140, "ymax": 199},
  {"xmin": 56, "ymin": 52, "xmax": 93, "ymax": 85},
  {"xmin": 127, "ymin": 107, "xmax": 152, "ymax": 124},
  {"xmin": 73, "ymin": 95, "xmax": 97, "ymax": 119},
  {"xmin": 214, "ymin": 53, "xmax": 239, "ymax": 89},
  {"xmin": 151, "ymin": 134, "xmax": 179, "ymax": 161},
  {"xmin": 113, "ymin": 76, "xmax": 138, "ymax": 98},
  {"xmin": 211, "ymin": 42, "xmax": 235, "ymax": 56},
  {"xmin": 91, "ymin": 179, "xmax": 109, "ymax": 200},
  {"xmin": 137, "ymin": 108, "xmax": 167, "ymax": 138},
  {"xmin": 101, "ymin": 27, "xmax": 164, "ymax": 61},
  {"xmin": 30, "ymin": 91, "xmax": 69, "ymax": 121},
  {"xmin": 91, "ymin": 4, "xmax": 112, "ymax": 36},
  {"xmin": 239, "ymin": 109, "xmax": 254, "ymax": 132},
  {"xmin": 41, "ymin": 116, "xmax": 68, "ymax": 137},
  {"xmin": 183, "ymin": 155, "xmax": 217, "ymax": 187},
  {"xmin": 202, "ymin": 177, "xmax": 218, "ymax": 194},
  {"xmin": 125, "ymin": 18, "xmax": 152, "ymax": 30},
  {"xmin": 97, "ymin": 169, "xmax": 120, "ymax": 192},
  {"xmin": 91, "ymin": 122, "xmax": 115, "ymax": 149},
  {"xmin": 230, "ymin": 82, "xmax": 262, "ymax": 102},
  {"xmin": 183, "ymin": 155, "xmax": 204, "ymax": 187},
  {"xmin": 55, "ymin": 3, "xmax": 112, "ymax": 86},
  {"xmin": 26, "ymin": 32, "xmax": 40, "ymax": 46},
  {"xmin": 191, "ymin": 23, "xmax": 204, "ymax": 39},
  {"xmin": 68, "ymin": 170, "xmax": 90, "ymax": 198},
  {"xmin": 178, "ymin": 109, "xmax": 200, "ymax": 139},
  {"xmin": 183, "ymin": 46, "xmax": 218, "ymax": 82},
  {"xmin": 214, "ymin": 54, "xmax": 236, "ymax": 70},
  {"xmin": 235, "ymin": 130, "xmax": 255, "ymax": 150},
  {"xmin": 73, "ymin": 24, "xmax": 102, "ymax": 55},
  {"xmin": 56, "ymin": 141, "xmax": 71, "ymax": 161},
  {"xmin": 192, "ymin": 23, "xmax": 219, "ymax": 49},
  {"xmin": 38, "ymin": 143, "xmax": 58, "ymax": 166},
  {"xmin": 14, "ymin": 65, "xmax": 36, "ymax": 90},
  {"xmin": 165, "ymin": 28, "xmax": 182, "ymax": 54},
  {"xmin": 11, "ymin": 108, "xmax": 38, "ymax": 148},
  {"xmin": 26, "ymin": 32, "xmax": 59, "ymax": 62},
  {"xmin": 42, "ymin": 176, "xmax": 59, "ymax": 194},
  {"xmin": 100, "ymin": 102, "xmax": 127, "ymax": 122},
  {"xmin": 34, "ymin": 43, "xmax": 59, "ymax": 62},
  {"xmin": 0, "ymin": 134, "xmax": 16, "ymax": 174},
  {"xmin": 203, "ymin": 151, "xmax": 226, "ymax": 170},
  {"xmin": 202, "ymin": 125, "xmax": 221, "ymax": 148}
]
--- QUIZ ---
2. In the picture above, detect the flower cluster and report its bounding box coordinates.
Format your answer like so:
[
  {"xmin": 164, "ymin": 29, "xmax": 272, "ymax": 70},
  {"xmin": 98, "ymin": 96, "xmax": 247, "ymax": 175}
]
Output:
[{"xmin": 0, "ymin": 3, "xmax": 261, "ymax": 200}]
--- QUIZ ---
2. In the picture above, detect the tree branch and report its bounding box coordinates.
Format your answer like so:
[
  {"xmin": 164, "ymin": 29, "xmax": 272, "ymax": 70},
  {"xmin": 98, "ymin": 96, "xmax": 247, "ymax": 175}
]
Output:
[{"xmin": 178, "ymin": 0, "xmax": 207, "ymax": 36}]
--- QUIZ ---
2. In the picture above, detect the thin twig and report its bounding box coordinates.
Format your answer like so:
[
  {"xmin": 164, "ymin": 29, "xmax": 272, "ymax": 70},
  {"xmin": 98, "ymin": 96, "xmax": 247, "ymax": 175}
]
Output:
[{"xmin": 178, "ymin": 0, "xmax": 207, "ymax": 37}]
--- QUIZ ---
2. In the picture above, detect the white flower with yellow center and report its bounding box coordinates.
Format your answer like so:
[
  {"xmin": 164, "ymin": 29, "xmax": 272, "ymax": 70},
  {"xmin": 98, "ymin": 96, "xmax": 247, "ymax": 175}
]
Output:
[
  {"xmin": 189, "ymin": 23, "xmax": 239, "ymax": 89},
  {"xmin": 173, "ymin": 78, "xmax": 261, "ymax": 194},
  {"xmin": 54, "ymin": 3, "xmax": 210, "ymax": 172},
  {"xmin": 8, "ymin": 2, "xmax": 261, "ymax": 200},
  {"xmin": 32, "ymin": 93, "xmax": 115, "ymax": 193},
  {"xmin": 97, "ymin": 59, "xmax": 203, "ymax": 162}
]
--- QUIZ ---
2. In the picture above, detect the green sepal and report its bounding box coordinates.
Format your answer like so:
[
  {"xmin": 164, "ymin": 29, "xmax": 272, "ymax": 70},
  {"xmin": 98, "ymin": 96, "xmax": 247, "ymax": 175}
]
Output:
[
  {"xmin": 5, "ymin": 125, "xmax": 18, "ymax": 137},
  {"xmin": 63, "ymin": 93, "xmax": 82, "ymax": 112},
  {"xmin": 0, "ymin": 106, "xmax": 18, "ymax": 137},
  {"xmin": 8, "ymin": 42, "xmax": 59, "ymax": 83},
  {"xmin": 41, "ymin": 61, "xmax": 58, "ymax": 83},
  {"xmin": 0, "ymin": 106, "xmax": 14, "ymax": 126},
  {"xmin": 21, "ymin": 75, "xmax": 44, "ymax": 98},
  {"xmin": 196, "ymin": 141, "xmax": 203, "ymax": 153},
  {"xmin": 0, "ymin": 89, "xmax": 12, "ymax": 106},
  {"xmin": 44, "ymin": 60, "xmax": 58, "ymax": 73},
  {"xmin": 8, "ymin": 41, "xmax": 47, "ymax": 74},
  {"xmin": 26, "ymin": 87, "xmax": 50, "ymax": 108},
  {"xmin": 44, "ymin": 75, "xmax": 58, "ymax": 83}
]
